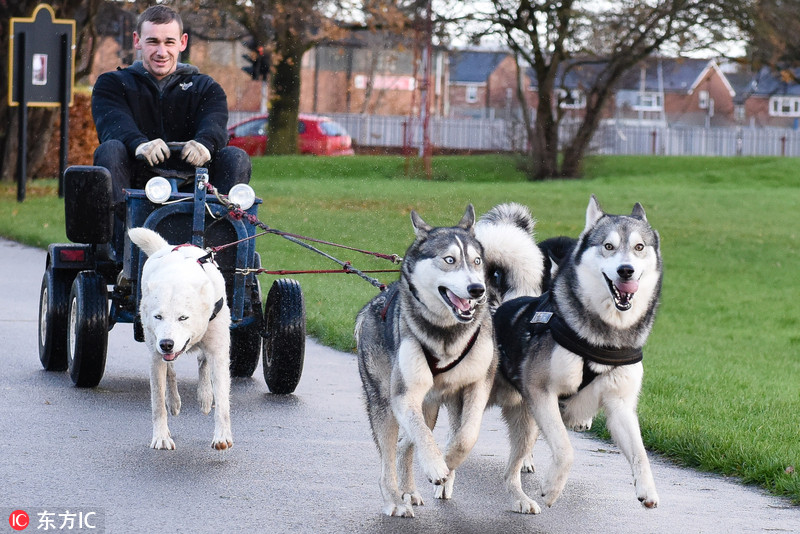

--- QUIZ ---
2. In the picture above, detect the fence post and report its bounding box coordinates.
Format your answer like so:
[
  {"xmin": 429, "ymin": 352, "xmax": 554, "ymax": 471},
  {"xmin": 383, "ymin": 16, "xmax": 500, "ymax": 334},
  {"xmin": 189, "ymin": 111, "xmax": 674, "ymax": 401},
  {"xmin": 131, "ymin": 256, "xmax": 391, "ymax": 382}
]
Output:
[
  {"xmin": 651, "ymin": 130, "xmax": 657, "ymax": 155},
  {"xmin": 781, "ymin": 136, "xmax": 786, "ymax": 157}
]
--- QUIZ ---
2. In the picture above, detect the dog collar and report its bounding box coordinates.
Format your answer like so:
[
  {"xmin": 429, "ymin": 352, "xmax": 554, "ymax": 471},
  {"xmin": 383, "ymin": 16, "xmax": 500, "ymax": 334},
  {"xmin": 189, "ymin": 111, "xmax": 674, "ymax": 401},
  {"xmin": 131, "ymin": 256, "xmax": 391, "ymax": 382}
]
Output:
[
  {"xmin": 209, "ymin": 297, "xmax": 224, "ymax": 321},
  {"xmin": 422, "ymin": 326, "xmax": 481, "ymax": 377}
]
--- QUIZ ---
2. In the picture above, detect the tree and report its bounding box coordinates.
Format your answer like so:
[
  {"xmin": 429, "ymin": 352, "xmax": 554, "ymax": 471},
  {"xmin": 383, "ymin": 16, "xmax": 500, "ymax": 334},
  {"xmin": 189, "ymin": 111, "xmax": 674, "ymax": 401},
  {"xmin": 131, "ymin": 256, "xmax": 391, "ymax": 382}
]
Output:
[
  {"xmin": 475, "ymin": 1, "xmax": 742, "ymax": 180},
  {"xmin": 740, "ymin": 0, "xmax": 800, "ymax": 74}
]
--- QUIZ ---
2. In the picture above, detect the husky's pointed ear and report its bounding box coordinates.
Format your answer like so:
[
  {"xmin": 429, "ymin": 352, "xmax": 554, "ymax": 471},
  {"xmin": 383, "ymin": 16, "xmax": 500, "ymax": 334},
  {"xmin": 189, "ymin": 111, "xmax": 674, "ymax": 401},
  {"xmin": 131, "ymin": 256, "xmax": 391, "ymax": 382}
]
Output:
[
  {"xmin": 410, "ymin": 210, "xmax": 432, "ymax": 236},
  {"xmin": 457, "ymin": 204, "xmax": 476, "ymax": 230},
  {"xmin": 631, "ymin": 202, "xmax": 647, "ymax": 221},
  {"xmin": 585, "ymin": 195, "xmax": 604, "ymax": 229}
]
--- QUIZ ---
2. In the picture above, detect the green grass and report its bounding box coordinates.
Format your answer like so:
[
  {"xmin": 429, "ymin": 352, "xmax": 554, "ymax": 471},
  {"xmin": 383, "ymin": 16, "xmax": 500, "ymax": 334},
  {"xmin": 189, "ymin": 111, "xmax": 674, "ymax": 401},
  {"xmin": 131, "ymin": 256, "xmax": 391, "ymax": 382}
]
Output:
[{"xmin": 2, "ymin": 154, "xmax": 799, "ymax": 504}]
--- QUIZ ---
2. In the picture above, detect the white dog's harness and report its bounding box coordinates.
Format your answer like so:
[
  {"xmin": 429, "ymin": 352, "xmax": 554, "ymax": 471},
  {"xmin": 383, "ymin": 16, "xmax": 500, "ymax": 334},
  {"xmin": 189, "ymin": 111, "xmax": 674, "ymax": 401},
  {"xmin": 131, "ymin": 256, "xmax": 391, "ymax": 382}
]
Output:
[
  {"xmin": 496, "ymin": 292, "xmax": 642, "ymax": 394},
  {"xmin": 171, "ymin": 244, "xmax": 225, "ymax": 321}
]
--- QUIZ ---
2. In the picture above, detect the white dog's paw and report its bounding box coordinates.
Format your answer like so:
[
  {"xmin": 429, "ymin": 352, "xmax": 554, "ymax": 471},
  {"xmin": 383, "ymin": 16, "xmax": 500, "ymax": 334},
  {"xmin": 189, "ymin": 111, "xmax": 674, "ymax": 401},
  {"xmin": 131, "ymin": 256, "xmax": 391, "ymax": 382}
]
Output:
[
  {"xmin": 421, "ymin": 457, "xmax": 450, "ymax": 486},
  {"xmin": 402, "ymin": 491, "xmax": 424, "ymax": 506},
  {"xmin": 198, "ymin": 390, "xmax": 213, "ymax": 415},
  {"xmin": 541, "ymin": 470, "xmax": 568, "ymax": 507},
  {"xmin": 211, "ymin": 428, "xmax": 233, "ymax": 451},
  {"xmin": 383, "ymin": 494, "xmax": 414, "ymax": 517},
  {"xmin": 569, "ymin": 418, "xmax": 593, "ymax": 432},
  {"xmin": 167, "ymin": 393, "xmax": 181, "ymax": 416},
  {"xmin": 512, "ymin": 497, "xmax": 542, "ymax": 514},
  {"xmin": 151, "ymin": 434, "xmax": 175, "ymax": 450},
  {"xmin": 433, "ymin": 471, "xmax": 455, "ymax": 500},
  {"xmin": 521, "ymin": 455, "xmax": 535, "ymax": 473},
  {"xmin": 637, "ymin": 485, "xmax": 659, "ymax": 509}
]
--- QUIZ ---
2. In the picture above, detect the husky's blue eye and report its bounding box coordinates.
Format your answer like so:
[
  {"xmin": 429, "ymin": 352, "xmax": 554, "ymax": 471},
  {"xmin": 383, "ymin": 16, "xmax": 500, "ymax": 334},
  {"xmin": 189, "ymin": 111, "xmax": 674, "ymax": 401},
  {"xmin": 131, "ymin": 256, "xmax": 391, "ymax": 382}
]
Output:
[
  {"xmin": 179, "ymin": 316, "xmax": 188, "ymax": 321},
  {"xmin": 444, "ymin": 256, "xmax": 455, "ymax": 264},
  {"xmin": 154, "ymin": 314, "xmax": 162, "ymax": 320}
]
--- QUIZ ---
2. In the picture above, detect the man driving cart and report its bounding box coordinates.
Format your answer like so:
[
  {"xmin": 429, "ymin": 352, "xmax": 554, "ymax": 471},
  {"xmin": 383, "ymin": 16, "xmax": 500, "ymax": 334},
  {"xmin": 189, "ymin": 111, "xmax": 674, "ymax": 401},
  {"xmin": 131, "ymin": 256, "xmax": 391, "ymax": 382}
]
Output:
[{"xmin": 91, "ymin": 4, "xmax": 250, "ymax": 253}]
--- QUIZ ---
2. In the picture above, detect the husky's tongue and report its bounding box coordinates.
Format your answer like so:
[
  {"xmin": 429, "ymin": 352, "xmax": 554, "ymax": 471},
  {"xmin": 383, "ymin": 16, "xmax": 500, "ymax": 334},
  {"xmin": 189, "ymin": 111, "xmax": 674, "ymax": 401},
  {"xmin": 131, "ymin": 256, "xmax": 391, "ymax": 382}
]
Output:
[
  {"xmin": 615, "ymin": 280, "xmax": 639, "ymax": 294},
  {"xmin": 446, "ymin": 289, "xmax": 472, "ymax": 312},
  {"xmin": 162, "ymin": 353, "xmax": 178, "ymax": 362}
]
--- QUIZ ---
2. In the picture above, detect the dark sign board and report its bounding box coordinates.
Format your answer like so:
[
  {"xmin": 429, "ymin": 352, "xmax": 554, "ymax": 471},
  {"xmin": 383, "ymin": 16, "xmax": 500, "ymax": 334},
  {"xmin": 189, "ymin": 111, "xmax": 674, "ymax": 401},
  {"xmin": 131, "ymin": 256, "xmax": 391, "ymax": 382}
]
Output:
[{"xmin": 9, "ymin": 3, "xmax": 75, "ymax": 107}]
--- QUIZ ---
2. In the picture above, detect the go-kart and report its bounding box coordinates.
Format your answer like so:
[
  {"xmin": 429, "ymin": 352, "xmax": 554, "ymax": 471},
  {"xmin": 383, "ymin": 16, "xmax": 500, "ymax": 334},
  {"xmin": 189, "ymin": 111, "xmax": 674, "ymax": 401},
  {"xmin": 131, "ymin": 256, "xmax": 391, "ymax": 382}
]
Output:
[{"xmin": 37, "ymin": 147, "xmax": 305, "ymax": 393}]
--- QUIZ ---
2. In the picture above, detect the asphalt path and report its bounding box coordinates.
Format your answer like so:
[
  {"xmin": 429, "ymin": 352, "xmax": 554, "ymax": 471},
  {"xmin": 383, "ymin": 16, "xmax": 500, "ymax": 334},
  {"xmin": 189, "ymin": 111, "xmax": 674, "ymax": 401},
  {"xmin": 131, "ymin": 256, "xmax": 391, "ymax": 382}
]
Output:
[{"xmin": 1, "ymin": 238, "xmax": 797, "ymax": 533}]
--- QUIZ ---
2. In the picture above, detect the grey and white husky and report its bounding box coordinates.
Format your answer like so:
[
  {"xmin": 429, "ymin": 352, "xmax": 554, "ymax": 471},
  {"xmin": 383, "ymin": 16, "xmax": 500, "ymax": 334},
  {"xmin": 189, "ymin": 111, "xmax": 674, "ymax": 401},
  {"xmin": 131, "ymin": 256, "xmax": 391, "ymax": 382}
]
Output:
[
  {"xmin": 492, "ymin": 195, "xmax": 663, "ymax": 514},
  {"xmin": 355, "ymin": 203, "xmax": 542, "ymax": 517}
]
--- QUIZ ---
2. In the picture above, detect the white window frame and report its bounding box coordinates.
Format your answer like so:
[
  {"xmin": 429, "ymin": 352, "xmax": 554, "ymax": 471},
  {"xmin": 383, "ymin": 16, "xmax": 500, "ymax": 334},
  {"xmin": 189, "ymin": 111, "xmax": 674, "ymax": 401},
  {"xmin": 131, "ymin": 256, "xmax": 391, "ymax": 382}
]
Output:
[
  {"xmin": 465, "ymin": 85, "xmax": 479, "ymax": 104},
  {"xmin": 556, "ymin": 88, "xmax": 586, "ymax": 109},
  {"xmin": 769, "ymin": 96, "xmax": 800, "ymax": 117},
  {"xmin": 698, "ymin": 90, "xmax": 709, "ymax": 109},
  {"xmin": 632, "ymin": 91, "xmax": 663, "ymax": 111}
]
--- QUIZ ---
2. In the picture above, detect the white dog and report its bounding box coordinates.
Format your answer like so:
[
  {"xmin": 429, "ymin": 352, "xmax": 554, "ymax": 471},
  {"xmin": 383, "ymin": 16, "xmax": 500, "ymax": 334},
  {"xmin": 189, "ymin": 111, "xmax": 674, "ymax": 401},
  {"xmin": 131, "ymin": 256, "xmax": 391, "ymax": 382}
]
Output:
[{"xmin": 129, "ymin": 227, "xmax": 233, "ymax": 451}]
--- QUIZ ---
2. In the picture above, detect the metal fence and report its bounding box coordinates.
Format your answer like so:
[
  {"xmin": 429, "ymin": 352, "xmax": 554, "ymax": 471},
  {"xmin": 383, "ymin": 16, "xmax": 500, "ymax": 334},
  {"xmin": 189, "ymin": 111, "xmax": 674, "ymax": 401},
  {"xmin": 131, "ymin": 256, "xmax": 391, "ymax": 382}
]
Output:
[{"xmin": 228, "ymin": 111, "xmax": 800, "ymax": 157}]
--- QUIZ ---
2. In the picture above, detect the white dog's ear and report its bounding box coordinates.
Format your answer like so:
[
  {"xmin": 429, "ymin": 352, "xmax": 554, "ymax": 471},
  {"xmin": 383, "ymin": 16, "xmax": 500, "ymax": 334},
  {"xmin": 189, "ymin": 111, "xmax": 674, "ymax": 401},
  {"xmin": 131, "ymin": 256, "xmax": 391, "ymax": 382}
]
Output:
[
  {"xmin": 410, "ymin": 210, "xmax": 432, "ymax": 237},
  {"xmin": 585, "ymin": 194, "xmax": 604, "ymax": 229},
  {"xmin": 457, "ymin": 204, "xmax": 476, "ymax": 231},
  {"xmin": 631, "ymin": 202, "xmax": 647, "ymax": 221}
]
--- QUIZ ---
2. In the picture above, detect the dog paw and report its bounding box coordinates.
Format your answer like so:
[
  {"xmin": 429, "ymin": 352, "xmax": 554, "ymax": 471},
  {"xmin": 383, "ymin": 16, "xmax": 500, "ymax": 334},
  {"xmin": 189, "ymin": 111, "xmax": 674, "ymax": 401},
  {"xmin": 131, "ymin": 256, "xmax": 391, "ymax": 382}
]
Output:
[
  {"xmin": 569, "ymin": 418, "xmax": 593, "ymax": 432},
  {"xmin": 637, "ymin": 487, "xmax": 659, "ymax": 509},
  {"xmin": 512, "ymin": 497, "xmax": 542, "ymax": 514},
  {"xmin": 198, "ymin": 391, "xmax": 213, "ymax": 415},
  {"xmin": 167, "ymin": 395, "xmax": 181, "ymax": 416},
  {"xmin": 211, "ymin": 437, "xmax": 233, "ymax": 451},
  {"xmin": 384, "ymin": 495, "xmax": 414, "ymax": 517},
  {"xmin": 433, "ymin": 471, "xmax": 455, "ymax": 500},
  {"xmin": 402, "ymin": 492, "xmax": 424, "ymax": 506},
  {"xmin": 541, "ymin": 472, "xmax": 567, "ymax": 507},
  {"xmin": 151, "ymin": 435, "xmax": 175, "ymax": 450},
  {"xmin": 422, "ymin": 458, "xmax": 450, "ymax": 486},
  {"xmin": 521, "ymin": 456, "xmax": 535, "ymax": 473}
]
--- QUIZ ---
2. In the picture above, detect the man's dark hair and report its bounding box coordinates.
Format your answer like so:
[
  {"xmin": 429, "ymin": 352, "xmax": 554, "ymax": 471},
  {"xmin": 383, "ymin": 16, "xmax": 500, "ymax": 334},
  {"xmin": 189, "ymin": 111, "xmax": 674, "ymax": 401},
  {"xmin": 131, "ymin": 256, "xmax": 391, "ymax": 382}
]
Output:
[{"xmin": 137, "ymin": 5, "xmax": 183, "ymax": 35}]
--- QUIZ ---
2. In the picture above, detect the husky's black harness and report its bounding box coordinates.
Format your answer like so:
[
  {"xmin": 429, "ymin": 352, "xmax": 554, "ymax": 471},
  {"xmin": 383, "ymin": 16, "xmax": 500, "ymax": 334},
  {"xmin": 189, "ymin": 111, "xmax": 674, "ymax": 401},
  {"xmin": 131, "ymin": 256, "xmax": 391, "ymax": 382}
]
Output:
[
  {"xmin": 379, "ymin": 283, "xmax": 481, "ymax": 377},
  {"xmin": 495, "ymin": 292, "xmax": 642, "ymax": 395}
]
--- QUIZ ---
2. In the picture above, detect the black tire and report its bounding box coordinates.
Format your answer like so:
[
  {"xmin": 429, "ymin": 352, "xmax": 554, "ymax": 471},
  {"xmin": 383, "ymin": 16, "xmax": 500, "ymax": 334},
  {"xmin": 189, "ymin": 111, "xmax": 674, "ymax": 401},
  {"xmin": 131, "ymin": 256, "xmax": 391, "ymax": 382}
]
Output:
[
  {"xmin": 230, "ymin": 282, "xmax": 263, "ymax": 378},
  {"xmin": 262, "ymin": 279, "xmax": 306, "ymax": 394},
  {"xmin": 67, "ymin": 271, "xmax": 109, "ymax": 388},
  {"xmin": 38, "ymin": 267, "xmax": 73, "ymax": 371}
]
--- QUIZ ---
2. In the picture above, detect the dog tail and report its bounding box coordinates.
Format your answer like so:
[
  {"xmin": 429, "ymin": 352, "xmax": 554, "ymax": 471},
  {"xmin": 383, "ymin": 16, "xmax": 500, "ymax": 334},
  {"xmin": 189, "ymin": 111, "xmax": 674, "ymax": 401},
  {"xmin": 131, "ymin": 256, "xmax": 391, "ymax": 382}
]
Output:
[
  {"xmin": 478, "ymin": 202, "xmax": 535, "ymax": 235},
  {"xmin": 128, "ymin": 227, "xmax": 171, "ymax": 257}
]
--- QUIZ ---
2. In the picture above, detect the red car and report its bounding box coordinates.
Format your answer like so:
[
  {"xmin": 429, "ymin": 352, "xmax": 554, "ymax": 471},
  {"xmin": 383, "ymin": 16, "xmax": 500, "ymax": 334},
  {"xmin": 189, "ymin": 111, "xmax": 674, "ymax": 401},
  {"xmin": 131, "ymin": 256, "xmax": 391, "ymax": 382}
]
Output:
[{"xmin": 227, "ymin": 113, "xmax": 355, "ymax": 156}]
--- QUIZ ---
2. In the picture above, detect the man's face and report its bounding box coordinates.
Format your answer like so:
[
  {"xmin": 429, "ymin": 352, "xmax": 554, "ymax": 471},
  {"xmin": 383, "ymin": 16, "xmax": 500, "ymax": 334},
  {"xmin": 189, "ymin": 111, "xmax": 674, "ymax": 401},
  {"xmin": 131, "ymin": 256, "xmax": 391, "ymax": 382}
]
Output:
[{"xmin": 133, "ymin": 20, "xmax": 188, "ymax": 80}]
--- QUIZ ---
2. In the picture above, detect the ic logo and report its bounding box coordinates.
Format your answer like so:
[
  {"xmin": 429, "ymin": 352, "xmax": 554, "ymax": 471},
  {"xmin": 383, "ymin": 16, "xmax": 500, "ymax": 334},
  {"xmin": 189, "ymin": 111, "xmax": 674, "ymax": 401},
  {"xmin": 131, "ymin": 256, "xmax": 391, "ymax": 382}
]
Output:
[{"xmin": 9, "ymin": 510, "xmax": 29, "ymax": 531}]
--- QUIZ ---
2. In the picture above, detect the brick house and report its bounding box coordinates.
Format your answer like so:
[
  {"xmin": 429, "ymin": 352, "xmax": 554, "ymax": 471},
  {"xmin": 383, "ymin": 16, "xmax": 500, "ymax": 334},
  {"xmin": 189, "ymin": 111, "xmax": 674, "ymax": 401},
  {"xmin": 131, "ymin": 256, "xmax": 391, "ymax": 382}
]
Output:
[
  {"xmin": 447, "ymin": 50, "xmax": 514, "ymax": 118},
  {"xmin": 731, "ymin": 66, "xmax": 800, "ymax": 128}
]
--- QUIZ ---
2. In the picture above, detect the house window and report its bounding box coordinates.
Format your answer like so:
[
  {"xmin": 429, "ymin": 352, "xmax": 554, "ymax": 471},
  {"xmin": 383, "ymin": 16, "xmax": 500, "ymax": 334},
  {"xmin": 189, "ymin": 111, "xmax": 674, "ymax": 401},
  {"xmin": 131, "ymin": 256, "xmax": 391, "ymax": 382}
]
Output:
[
  {"xmin": 465, "ymin": 85, "xmax": 479, "ymax": 104},
  {"xmin": 556, "ymin": 88, "xmax": 586, "ymax": 109},
  {"xmin": 698, "ymin": 90, "xmax": 709, "ymax": 109},
  {"xmin": 769, "ymin": 96, "xmax": 800, "ymax": 117},
  {"xmin": 734, "ymin": 105, "xmax": 745, "ymax": 122},
  {"xmin": 633, "ymin": 91, "xmax": 663, "ymax": 111}
]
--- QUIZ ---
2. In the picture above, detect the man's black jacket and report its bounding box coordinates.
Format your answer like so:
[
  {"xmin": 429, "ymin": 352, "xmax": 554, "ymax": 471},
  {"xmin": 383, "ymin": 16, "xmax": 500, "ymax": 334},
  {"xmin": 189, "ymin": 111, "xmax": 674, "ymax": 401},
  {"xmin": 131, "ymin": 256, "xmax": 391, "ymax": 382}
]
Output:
[{"xmin": 91, "ymin": 61, "xmax": 229, "ymax": 157}]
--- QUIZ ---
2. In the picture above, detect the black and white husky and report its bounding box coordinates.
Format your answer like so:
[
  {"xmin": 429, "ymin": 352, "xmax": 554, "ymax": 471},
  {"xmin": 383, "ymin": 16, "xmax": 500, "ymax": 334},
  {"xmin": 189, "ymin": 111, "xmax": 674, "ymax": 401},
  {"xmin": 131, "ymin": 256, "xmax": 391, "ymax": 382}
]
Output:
[
  {"xmin": 492, "ymin": 195, "xmax": 663, "ymax": 513},
  {"xmin": 355, "ymin": 204, "xmax": 542, "ymax": 517}
]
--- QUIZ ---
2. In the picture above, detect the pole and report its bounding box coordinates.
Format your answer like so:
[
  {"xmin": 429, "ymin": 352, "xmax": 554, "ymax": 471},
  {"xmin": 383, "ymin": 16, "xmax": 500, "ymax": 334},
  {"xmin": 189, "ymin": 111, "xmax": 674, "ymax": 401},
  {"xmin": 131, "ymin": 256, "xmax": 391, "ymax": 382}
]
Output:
[
  {"xmin": 16, "ymin": 32, "xmax": 27, "ymax": 203},
  {"xmin": 420, "ymin": 0, "xmax": 433, "ymax": 179},
  {"xmin": 58, "ymin": 33, "xmax": 69, "ymax": 198}
]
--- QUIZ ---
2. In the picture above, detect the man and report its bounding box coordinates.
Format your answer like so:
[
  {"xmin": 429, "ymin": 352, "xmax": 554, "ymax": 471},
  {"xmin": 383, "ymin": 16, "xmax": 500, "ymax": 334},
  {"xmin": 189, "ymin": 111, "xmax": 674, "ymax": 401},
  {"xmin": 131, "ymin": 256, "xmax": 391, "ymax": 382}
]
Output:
[{"xmin": 92, "ymin": 4, "xmax": 250, "ymax": 208}]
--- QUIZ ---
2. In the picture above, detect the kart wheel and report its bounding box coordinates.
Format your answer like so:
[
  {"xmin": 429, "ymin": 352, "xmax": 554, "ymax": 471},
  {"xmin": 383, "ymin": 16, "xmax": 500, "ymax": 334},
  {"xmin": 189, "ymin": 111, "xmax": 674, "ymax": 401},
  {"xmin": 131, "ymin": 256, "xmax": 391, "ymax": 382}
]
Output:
[
  {"xmin": 38, "ymin": 267, "xmax": 73, "ymax": 371},
  {"xmin": 262, "ymin": 279, "xmax": 305, "ymax": 394},
  {"xmin": 230, "ymin": 282, "xmax": 263, "ymax": 378},
  {"xmin": 67, "ymin": 271, "xmax": 109, "ymax": 388}
]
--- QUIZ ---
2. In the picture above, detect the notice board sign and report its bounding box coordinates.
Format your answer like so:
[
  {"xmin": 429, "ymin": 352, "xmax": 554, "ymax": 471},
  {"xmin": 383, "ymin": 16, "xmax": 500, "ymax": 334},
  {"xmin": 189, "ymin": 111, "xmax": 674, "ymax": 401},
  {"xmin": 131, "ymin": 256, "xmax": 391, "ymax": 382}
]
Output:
[{"xmin": 8, "ymin": 3, "xmax": 76, "ymax": 107}]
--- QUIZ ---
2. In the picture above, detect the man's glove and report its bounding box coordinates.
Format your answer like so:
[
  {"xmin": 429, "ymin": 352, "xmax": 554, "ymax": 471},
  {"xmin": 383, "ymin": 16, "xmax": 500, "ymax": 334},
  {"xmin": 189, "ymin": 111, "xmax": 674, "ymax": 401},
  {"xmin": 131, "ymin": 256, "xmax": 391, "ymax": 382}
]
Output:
[
  {"xmin": 181, "ymin": 140, "xmax": 212, "ymax": 167},
  {"xmin": 135, "ymin": 139, "xmax": 170, "ymax": 166}
]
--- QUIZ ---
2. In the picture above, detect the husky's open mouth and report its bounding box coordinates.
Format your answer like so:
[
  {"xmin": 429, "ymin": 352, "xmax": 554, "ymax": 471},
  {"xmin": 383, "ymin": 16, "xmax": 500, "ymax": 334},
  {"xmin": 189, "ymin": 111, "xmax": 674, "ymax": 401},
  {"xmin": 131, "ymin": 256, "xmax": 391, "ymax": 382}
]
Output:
[
  {"xmin": 161, "ymin": 339, "xmax": 189, "ymax": 362},
  {"xmin": 439, "ymin": 287, "xmax": 476, "ymax": 322},
  {"xmin": 603, "ymin": 273, "xmax": 638, "ymax": 311}
]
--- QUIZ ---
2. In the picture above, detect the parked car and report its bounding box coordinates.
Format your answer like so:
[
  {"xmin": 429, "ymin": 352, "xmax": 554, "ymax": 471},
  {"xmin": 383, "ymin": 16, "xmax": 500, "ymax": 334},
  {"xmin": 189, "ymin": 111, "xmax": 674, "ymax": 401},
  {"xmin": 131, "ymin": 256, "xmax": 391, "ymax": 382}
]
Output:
[{"xmin": 228, "ymin": 113, "xmax": 355, "ymax": 156}]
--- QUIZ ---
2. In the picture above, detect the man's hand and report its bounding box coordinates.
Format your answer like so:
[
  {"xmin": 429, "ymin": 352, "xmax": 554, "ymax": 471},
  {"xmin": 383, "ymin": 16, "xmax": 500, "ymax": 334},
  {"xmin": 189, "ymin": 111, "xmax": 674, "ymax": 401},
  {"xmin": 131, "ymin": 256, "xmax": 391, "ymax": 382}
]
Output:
[
  {"xmin": 181, "ymin": 140, "xmax": 211, "ymax": 167},
  {"xmin": 135, "ymin": 139, "xmax": 170, "ymax": 166}
]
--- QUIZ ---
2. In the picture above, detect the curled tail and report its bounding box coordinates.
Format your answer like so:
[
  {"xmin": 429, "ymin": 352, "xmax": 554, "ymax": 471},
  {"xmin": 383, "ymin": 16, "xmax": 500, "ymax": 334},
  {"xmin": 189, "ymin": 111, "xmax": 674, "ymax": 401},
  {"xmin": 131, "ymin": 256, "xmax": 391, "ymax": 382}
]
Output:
[
  {"xmin": 476, "ymin": 203, "xmax": 545, "ymax": 307},
  {"xmin": 128, "ymin": 227, "xmax": 171, "ymax": 257}
]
